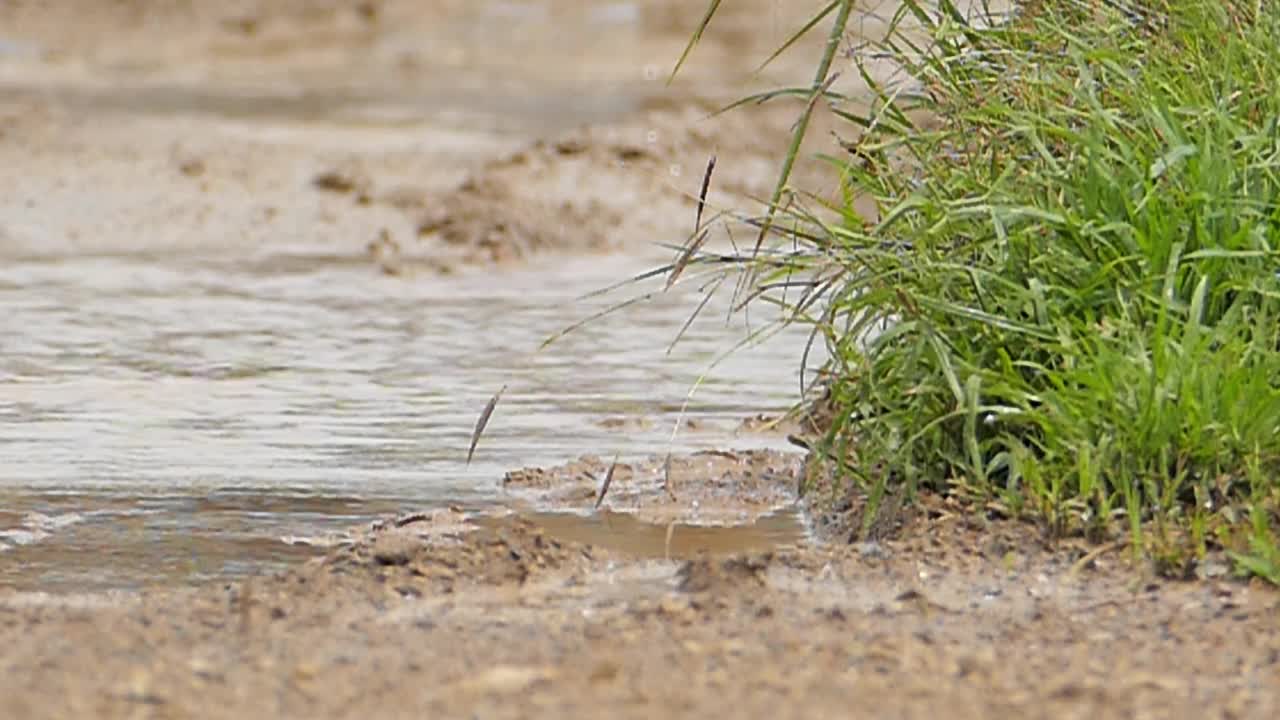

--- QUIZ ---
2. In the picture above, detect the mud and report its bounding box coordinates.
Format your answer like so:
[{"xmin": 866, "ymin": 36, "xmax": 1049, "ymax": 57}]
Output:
[
  {"xmin": 3, "ymin": 2, "xmax": 1278, "ymax": 718},
  {"xmin": 502, "ymin": 449, "xmax": 804, "ymax": 524},
  {"xmin": 1, "ymin": 0, "xmax": 840, "ymax": 590},
  {"xmin": 0, "ymin": 0, "xmax": 851, "ymax": 270},
  {"xmin": 3, "ymin": 454, "xmax": 1278, "ymax": 719}
]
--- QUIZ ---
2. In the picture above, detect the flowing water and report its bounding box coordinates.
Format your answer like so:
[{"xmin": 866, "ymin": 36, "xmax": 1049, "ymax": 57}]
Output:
[
  {"xmin": 2, "ymin": 199, "xmax": 819, "ymax": 589},
  {"xmin": 0, "ymin": 2, "xmax": 825, "ymax": 592},
  {"xmin": 0, "ymin": 208, "xmax": 814, "ymax": 592}
]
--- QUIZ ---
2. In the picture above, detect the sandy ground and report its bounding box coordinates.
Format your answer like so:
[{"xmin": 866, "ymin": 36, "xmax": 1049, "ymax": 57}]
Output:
[
  {"xmin": 2, "ymin": 451, "xmax": 1278, "ymax": 719},
  {"xmin": 3, "ymin": 2, "xmax": 1279, "ymax": 718},
  {"xmin": 0, "ymin": 0, "xmax": 858, "ymax": 269}
]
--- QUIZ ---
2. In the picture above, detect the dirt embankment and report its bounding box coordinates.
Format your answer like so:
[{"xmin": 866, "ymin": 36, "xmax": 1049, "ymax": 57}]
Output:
[{"xmin": 2, "ymin": 451, "xmax": 1278, "ymax": 719}]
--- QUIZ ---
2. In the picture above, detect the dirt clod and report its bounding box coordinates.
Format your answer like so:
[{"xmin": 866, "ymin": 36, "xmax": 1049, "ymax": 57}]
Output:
[
  {"xmin": 676, "ymin": 554, "xmax": 771, "ymax": 594},
  {"xmin": 312, "ymin": 171, "xmax": 366, "ymax": 196}
]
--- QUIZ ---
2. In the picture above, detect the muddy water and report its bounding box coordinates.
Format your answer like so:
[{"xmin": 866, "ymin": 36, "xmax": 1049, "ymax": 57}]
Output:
[
  {"xmin": 0, "ymin": 248, "xmax": 813, "ymax": 590},
  {"xmin": 511, "ymin": 509, "xmax": 803, "ymax": 559},
  {"xmin": 0, "ymin": 0, "xmax": 830, "ymax": 592}
]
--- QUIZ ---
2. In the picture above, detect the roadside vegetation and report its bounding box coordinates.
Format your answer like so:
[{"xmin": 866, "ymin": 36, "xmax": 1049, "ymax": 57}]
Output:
[{"xmin": 667, "ymin": 0, "xmax": 1280, "ymax": 582}]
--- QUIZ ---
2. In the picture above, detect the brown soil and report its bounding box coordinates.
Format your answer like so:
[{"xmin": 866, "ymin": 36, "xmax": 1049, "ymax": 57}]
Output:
[
  {"xmin": 0, "ymin": 0, "xmax": 853, "ymax": 271},
  {"xmin": 3, "ymin": 452, "xmax": 1278, "ymax": 719},
  {"xmin": 3, "ymin": 3, "xmax": 1278, "ymax": 718},
  {"xmin": 501, "ymin": 449, "xmax": 803, "ymax": 523}
]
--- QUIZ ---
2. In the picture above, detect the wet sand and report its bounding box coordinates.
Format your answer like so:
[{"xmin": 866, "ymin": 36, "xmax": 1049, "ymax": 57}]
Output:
[
  {"xmin": 2, "ymin": 1, "xmax": 1279, "ymax": 718},
  {"xmin": 3, "ymin": 452, "xmax": 1278, "ymax": 719},
  {"xmin": 0, "ymin": 0, "xmax": 850, "ymax": 264},
  {"xmin": 3, "ymin": 448, "xmax": 1278, "ymax": 719}
]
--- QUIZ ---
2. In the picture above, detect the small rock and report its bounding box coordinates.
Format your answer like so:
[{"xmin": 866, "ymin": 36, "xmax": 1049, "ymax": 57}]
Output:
[
  {"xmin": 313, "ymin": 170, "xmax": 367, "ymax": 195},
  {"xmin": 460, "ymin": 665, "xmax": 555, "ymax": 695},
  {"xmin": 178, "ymin": 158, "xmax": 205, "ymax": 177},
  {"xmin": 1196, "ymin": 558, "xmax": 1231, "ymax": 580},
  {"xmin": 659, "ymin": 595, "xmax": 691, "ymax": 616},
  {"xmin": 588, "ymin": 661, "xmax": 620, "ymax": 684},
  {"xmin": 371, "ymin": 534, "xmax": 416, "ymax": 566},
  {"xmin": 856, "ymin": 541, "xmax": 887, "ymax": 559}
]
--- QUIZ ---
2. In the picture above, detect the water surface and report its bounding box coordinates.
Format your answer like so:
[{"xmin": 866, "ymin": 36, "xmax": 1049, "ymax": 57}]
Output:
[
  {"xmin": 0, "ymin": 1, "xmax": 820, "ymax": 591},
  {"xmin": 0, "ymin": 248, "xmax": 812, "ymax": 590}
]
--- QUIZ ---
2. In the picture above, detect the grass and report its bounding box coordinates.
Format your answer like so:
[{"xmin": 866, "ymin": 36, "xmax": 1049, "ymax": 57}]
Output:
[{"xmin": 664, "ymin": 0, "xmax": 1280, "ymax": 582}]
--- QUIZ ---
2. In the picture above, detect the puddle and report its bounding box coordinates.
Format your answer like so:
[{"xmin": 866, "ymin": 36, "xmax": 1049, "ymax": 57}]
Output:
[
  {"xmin": 0, "ymin": 251, "xmax": 813, "ymax": 591},
  {"xmin": 0, "ymin": 0, "xmax": 827, "ymax": 593},
  {"xmin": 496, "ymin": 508, "xmax": 806, "ymax": 560}
]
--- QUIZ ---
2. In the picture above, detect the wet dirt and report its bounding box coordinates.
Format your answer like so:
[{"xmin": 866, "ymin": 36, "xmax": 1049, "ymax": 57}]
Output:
[
  {"xmin": 2, "ymin": 456, "xmax": 1278, "ymax": 719},
  {"xmin": 0, "ymin": 0, "xmax": 853, "ymax": 264},
  {"xmin": 501, "ymin": 449, "xmax": 804, "ymax": 524},
  {"xmin": 3, "ymin": 2, "xmax": 1278, "ymax": 718},
  {"xmin": 1, "ymin": 0, "xmax": 846, "ymax": 589}
]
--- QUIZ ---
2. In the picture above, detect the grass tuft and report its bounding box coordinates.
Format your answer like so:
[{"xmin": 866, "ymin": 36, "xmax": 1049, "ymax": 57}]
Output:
[{"xmin": 668, "ymin": 0, "xmax": 1280, "ymax": 580}]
